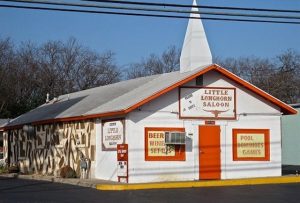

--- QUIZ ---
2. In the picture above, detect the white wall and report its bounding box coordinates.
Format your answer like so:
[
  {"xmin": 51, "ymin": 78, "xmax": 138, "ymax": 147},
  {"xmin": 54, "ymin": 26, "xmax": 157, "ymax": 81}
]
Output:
[
  {"xmin": 95, "ymin": 70, "xmax": 283, "ymax": 183},
  {"xmin": 95, "ymin": 119, "xmax": 118, "ymax": 181},
  {"xmin": 204, "ymin": 70, "xmax": 281, "ymax": 115},
  {"xmin": 220, "ymin": 116, "xmax": 281, "ymax": 179},
  {"xmin": 127, "ymin": 89, "xmax": 200, "ymax": 183}
]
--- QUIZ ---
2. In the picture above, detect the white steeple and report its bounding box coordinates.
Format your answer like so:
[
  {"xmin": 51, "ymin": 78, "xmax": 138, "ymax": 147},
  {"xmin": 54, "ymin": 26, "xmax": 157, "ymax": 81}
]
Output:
[{"xmin": 180, "ymin": 0, "xmax": 212, "ymax": 73}]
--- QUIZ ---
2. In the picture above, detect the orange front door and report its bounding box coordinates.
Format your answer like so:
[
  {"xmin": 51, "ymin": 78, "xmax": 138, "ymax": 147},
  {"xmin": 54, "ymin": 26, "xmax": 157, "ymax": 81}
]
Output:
[{"xmin": 199, "ymin": 125, "xmax": 221, "ymax": 180}]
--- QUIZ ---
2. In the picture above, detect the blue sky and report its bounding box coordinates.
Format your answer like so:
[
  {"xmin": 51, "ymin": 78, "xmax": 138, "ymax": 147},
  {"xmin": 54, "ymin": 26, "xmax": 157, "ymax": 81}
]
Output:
[{"xmin": 0, "ymin": 0, "xmax": 300, "ymax": 67}]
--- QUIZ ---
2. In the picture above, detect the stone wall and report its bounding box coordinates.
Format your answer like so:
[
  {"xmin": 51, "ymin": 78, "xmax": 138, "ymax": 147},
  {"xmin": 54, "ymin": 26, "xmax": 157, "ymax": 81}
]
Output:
[{"xmin": 7, "ymin": 120, "xmax": 96, "ymax": 178}]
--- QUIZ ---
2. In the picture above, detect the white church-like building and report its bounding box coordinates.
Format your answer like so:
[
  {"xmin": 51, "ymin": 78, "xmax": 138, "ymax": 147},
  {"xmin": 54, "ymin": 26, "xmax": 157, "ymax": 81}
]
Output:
[{"xmin": 1, "ymin": 0, "xmax": 297, "ymax": 183}]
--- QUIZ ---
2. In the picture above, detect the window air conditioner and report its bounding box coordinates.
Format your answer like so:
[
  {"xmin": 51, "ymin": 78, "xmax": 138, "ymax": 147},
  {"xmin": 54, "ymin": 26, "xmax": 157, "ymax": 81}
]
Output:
[{"xmin": 165, "ymin": 131, "xmax": 186, "ymax": 145}]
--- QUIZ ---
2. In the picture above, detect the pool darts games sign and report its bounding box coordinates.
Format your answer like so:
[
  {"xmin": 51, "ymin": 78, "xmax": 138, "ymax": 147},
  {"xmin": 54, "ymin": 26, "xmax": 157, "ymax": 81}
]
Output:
[
  {"xmin": 233, "ymin": 129, "xmax": 270, "ymax": 161},
  {"xmin": 179, "ymin": 87, "xmax": 236, "ymax": 119}
]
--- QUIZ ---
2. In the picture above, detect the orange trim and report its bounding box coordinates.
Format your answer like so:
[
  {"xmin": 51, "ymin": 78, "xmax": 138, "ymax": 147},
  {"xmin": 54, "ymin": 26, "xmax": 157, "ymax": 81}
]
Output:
[
  {"xmin": 145, "ymin": 127, "xmax": 186, "ymax": 161},
  {"xmin": 214, "ymin": 65, "xmax": 297, "ymax": 115},
  {"xmin": 4, "ymin": 64, "xmax": 297, "ymax": 129},
  {"xmin": 125, "ymin": 65, "xmax": 216, "ymax": 113},
  {"xmin": 232, "ymin": 129, "xmax": 270, "ymax": 161},
  {"xmin": 2, "ymin": 125, "xmax": 23, "ymax": 131}
]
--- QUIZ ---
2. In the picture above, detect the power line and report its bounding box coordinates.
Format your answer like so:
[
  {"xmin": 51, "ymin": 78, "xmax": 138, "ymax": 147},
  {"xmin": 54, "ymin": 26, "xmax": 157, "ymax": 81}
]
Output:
[
  {"xmin": 2, "ymin": 0, "xmax": 300, "ymax": 20},
  {"xmin": 1, "ymin": 4, "xmax": 300, "ymax": 25},
  {"xmin": 83, "ymin": 0, "xmax": 300, "ymax": 14}
]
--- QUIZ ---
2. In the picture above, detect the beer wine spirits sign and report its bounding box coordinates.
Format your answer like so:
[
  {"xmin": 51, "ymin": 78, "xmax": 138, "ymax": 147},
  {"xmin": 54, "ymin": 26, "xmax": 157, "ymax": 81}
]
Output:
[
  {"xmin": 102, "ymin": 119, "xmax": 125, "ymax": 151},
  {"xmin": 147, "ymin": 131, "xmax": 176, "ymax": 157},
  {"xmin": 179, "ymin": 87, "xmax": 236, "ymax": 119},
  {"xmin": 145, "ymin": 127, "xmax": 186, "ymax": 161}
]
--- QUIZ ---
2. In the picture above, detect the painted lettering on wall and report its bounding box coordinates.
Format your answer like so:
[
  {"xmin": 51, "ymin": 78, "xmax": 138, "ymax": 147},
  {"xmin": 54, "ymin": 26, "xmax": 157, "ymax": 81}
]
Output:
[
  {"xmin": 180, "ymin": 87, "xmax": 236, "ymax": 119},
  {"xmin": 236, "ymin": 133, "xmax": 265, "ymax": 158},
  {"xmin": 102, "ymin": 120, "xmax": 124, "ymax": 150},
  {"xmin": 233, "ymin": 129, "xmax": 270, "ymax": 161},
  {"xmin": 201, "ymin": 89, "xmax": 231, "ymax": 108},
  {"xmin": 147, "ymin": 131, "xmax": 175, "ymax": 157}
]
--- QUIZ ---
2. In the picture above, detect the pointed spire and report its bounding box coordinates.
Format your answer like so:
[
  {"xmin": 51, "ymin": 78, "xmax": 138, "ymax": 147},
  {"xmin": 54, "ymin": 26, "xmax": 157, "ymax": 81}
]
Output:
[{"xmin": 180, "ymin": 0, "xmax": 212, "ymax": 73}]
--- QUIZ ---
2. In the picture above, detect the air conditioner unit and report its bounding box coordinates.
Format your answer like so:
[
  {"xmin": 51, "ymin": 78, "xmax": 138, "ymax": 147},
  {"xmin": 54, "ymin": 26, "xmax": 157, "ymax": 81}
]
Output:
[{"xmin": 165, "ymin": 131, "xmax": 186, "ymax": 145}]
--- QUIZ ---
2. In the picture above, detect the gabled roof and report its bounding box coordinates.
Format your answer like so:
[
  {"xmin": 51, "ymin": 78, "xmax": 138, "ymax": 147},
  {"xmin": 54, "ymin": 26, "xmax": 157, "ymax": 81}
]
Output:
[{"xmin": 4, "ymin": 64, "xmax": 297, "ymax": 129}]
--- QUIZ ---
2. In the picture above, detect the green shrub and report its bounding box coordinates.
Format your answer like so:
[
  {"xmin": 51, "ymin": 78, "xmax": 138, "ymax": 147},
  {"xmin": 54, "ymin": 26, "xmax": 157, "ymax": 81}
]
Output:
[{"xmin": 0, "ymin": 160, "xmax": 8, "ymax": 174}]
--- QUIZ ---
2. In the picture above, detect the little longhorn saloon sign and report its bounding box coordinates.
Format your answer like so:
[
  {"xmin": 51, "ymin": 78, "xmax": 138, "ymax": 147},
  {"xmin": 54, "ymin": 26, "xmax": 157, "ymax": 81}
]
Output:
[
  {"xmin": 102, "ymin": 119, "xmax": 125, "ymax": 151},
  {"xmin": 179, "ymin": 87, "xmax": 236, "ymax": 119}
]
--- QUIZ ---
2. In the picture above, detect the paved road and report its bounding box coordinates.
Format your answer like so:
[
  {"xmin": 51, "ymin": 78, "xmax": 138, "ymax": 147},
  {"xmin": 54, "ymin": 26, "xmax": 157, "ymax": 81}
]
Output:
[{"xmin": 0, "ymin": 177, "xmax": 299, "ymax": 203}]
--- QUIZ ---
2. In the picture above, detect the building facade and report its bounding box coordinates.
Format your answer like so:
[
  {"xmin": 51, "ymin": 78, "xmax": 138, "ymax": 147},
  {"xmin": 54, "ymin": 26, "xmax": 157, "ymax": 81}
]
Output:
[
  {"xmin": 95, "ymin": 67, "xmax": 293, "ymax": 183},
  {"xmin": 1, "ymin": 0, "xmax": 297, "ymax": 183},
  {"xmin": 2, "ymin": 64, "xmax": 296, "ymax": 183}
]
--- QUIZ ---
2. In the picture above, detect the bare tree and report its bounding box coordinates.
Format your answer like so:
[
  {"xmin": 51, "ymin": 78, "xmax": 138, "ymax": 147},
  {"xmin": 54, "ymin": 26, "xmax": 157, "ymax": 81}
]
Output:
[
  {"xmin": 0, "ymin": 38, "xmax": 15, "ymax": 117},
  {"xmin": 37, "ymin": 38, "xmax": 121, "ymax": 94},
  {"xmin": 126, "ymin": 46, "xmax": 180, "ymax": 79},
  {"xmin": 271, "ymin": 50, "xmax": 300, "ymax": 103},
  {"xmin": 215, "ymin": 50, "xmax": 300, "ymax": 104},
  {"xmin": 0, "ymin": 37, "xmax": 121, "ymax": 118}
]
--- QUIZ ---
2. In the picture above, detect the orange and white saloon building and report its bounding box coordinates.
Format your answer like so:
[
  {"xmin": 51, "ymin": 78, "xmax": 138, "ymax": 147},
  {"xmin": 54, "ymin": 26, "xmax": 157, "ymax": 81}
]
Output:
[{"xmin": 2, "ymin": 0, "xmax": 297, "ymax": 183}]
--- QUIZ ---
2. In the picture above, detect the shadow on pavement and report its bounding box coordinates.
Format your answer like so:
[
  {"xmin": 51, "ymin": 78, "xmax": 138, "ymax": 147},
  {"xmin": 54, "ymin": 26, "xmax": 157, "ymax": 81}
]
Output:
[{"xmin": 0, "ymin": 178, "xmax": 90, "ymax": 194}]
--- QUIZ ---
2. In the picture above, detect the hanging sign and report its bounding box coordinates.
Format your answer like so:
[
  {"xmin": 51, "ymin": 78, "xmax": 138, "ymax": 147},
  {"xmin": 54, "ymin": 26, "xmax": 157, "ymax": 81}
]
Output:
[
  {"xmin": 179, "ymin": 87, "xmax": 236, "ymax": 119},
  {"xmin": 102, "ymin": 119, "xmax": 125, "ymax": 151}
]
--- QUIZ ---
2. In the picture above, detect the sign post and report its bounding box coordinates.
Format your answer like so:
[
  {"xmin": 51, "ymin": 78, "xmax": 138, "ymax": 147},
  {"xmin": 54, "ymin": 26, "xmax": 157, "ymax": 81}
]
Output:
[{"xmin": 117, "ymin": 144, "xmax": 128, "ymax": 183}]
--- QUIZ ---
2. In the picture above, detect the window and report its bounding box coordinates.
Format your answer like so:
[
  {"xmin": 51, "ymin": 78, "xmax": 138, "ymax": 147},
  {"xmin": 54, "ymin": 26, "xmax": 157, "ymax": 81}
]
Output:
[
  {"xmin": 145, "ymin": 127, "xmax": 186, "ymax": 161},
  {"xmin": 232, "ymin": 129, "xmax": 270, "ymax": 161}
]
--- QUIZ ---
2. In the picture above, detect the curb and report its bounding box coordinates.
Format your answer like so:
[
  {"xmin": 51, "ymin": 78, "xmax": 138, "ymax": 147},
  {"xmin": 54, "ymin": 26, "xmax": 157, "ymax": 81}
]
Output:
[{"xmin": 96, "ymin": 176, "xmax": 300, "ymax": 191}]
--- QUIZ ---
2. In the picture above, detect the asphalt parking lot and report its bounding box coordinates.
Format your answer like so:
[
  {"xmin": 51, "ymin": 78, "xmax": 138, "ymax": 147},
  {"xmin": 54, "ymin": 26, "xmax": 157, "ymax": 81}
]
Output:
[{"xmin": 1, "ymin": 176, "xmax": 300, "ymax": 203}]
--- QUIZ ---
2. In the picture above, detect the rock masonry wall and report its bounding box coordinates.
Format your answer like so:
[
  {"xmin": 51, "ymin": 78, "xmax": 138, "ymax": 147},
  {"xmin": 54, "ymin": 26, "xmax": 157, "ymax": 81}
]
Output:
[{"xmin": 7, "ymin": 121, "xmax": 95, "ymax": 178}]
